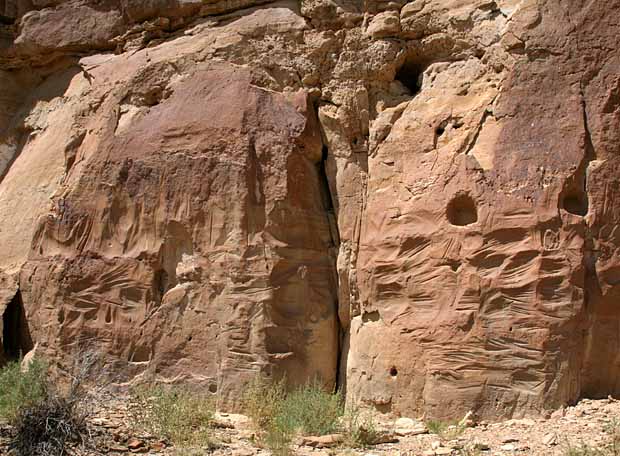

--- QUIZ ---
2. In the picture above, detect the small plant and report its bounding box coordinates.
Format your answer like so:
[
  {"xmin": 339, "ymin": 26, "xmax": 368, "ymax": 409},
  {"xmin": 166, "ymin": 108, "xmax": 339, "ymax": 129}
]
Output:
[
  {"xmin": 563, "ymin": 419, "xmax": 620, "ymax": 456},
  {"xmin": 242, "ymin": 376, "xmax": 293, "ymax": 455},
  {"xmin": 243, "ymin": 375, "xmax": 287, "ymax": 430},
  {"xmin": 341, "ymin": 402, "xmax": 380, "ymax": 448},
  {"xmin": 279, "ymin": 380, "xmax": 343, "ymax": 436},
  {"xmin": 132, "ymin": 385, "xmax": 214, "ymax": 452},
  {"xmin": 243, "ymin": 376, "xmax": 344, "ymax": 455},
  {"xmin": 427, "ymin": 419, "xmax": 466, "ymax": 442},
  {"xmin": 262, "ymin": 411, "xmax": 296, "ymax": 456},
  {"xmin": 0, "ymin": 358, "xmax": 47, "ymax": 423},
  {"xmin": 565, "ymin": 444, "xmax": 608, "ymax": 456}
]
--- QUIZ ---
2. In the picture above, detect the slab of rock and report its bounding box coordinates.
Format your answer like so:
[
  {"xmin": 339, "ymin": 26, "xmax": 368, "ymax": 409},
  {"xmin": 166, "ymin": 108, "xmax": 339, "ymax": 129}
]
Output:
[
  {"xmin": 394, "ymin": 417, "xmax": 428, "ymax": 436},
  {"xmin": 300, "ymin": 434, "xmax": 344, "ymax": 448}
]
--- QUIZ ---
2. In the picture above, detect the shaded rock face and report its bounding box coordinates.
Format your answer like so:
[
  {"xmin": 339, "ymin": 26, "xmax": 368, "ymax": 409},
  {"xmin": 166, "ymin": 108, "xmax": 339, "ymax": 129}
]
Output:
[{"xmin": 0, "ymin": 0, "xmax": 619, "ymax": 420}]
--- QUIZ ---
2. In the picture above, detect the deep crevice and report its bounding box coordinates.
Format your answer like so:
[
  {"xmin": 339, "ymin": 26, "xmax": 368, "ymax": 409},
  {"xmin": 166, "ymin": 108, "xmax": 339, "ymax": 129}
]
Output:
[
  {"xmin": 2, "ymin": 290, "xmax": 34, "ymax": 361},
  {"xmin": 560, "ymin": 96, "xmax": 595, "ymax": 217},
  {"xmin": 317, "ymin": 143, "xmax": 344, "ymax": 394}
]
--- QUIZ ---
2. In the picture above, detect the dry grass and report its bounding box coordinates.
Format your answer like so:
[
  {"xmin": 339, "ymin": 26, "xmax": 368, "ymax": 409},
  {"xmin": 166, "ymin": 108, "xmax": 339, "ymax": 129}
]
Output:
[
  {"xmin": 242, "ymin": 376, "xmax": 345, "ymax": 455},
  {"xmin": 132, "ymin": 385, "xmax": 214, "ymax": 454}
]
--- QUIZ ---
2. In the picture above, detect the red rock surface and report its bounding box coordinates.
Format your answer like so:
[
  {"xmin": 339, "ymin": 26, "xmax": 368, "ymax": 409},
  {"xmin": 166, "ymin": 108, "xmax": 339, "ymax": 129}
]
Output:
[{"xmin": 0, "ymin": 0, "xmax": 618, "ymax": 420}]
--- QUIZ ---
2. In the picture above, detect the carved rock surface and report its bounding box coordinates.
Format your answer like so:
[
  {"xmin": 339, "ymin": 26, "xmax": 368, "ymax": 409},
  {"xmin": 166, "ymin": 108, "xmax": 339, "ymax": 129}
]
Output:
[{"xmin": 0, "ymin": 0, "xmax": 619, "ymax": 420}]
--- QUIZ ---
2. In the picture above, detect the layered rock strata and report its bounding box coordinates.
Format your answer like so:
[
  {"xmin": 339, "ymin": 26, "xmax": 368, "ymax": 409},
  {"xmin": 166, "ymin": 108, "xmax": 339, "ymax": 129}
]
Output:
[{"xmin": 0, "ymin": 0, "xmax": 618, "ymax": 420}]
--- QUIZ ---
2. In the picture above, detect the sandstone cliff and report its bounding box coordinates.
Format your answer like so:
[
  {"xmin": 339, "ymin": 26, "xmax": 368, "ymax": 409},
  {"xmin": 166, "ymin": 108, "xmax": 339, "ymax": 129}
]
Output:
[{"xmin": 0, "ymin": 0, "xmax": 618, "ymax": 420}]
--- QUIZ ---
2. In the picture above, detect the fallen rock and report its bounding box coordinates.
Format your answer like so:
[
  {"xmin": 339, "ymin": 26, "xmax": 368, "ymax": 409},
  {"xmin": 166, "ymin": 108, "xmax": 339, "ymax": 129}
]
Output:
[
  {"xmin": 501, "ymin": 437, "xmax": 519, "ymax": 444},
  {"xmin": 542, "ymin": 433, "xmax": 558, "ymax": 446},
  {"xmin": 300, "ymin": 434, "xmax": 344, "ymax": 448},
  {"xmin": 394, "ymin": 417, "xmax": 428, "ymax": 436},
  {"xmin": 127, "ymin": 438, "xmax": 145, "ymax": 450}
]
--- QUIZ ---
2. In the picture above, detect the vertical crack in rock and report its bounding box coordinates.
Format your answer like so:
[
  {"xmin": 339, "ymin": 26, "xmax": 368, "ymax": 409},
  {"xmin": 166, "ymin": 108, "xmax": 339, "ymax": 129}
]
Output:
[
  {"xmin": 578, "ymin": 91, "xmax": 605, "ymax": 399},
  {"xmin": 560, "ymin": 92, "xmax": 595, "ymax": 218},
  {"xmin": 316, "ymin": 143, "xmax": 342, "ymax": 389}
]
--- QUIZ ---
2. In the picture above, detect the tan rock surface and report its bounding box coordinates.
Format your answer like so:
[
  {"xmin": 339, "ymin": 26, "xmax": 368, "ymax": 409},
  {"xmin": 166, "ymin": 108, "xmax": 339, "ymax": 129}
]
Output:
[{"xmin": 0, "ymin": 0, "xmax": 618, "ymax": 421}]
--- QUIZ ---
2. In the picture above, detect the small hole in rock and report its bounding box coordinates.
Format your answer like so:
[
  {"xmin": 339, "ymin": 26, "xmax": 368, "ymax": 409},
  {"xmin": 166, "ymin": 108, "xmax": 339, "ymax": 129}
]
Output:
[
  {"xmin": 447, "ymin": 194, "xmax": 478, "ymax": 226},
  {"xmin": 389, "ymin": 366, "xmax": 398, "ymax": 377},
  {"xmin": 395, "ymin": 61, "xmax": 426, "ymax": 96},
  {"xmin": 209, "ymin": 384, "xmax": 218, "ymax": 393},
  {"xmin": 187, "ymin": 335, "xmax": 193, "ymax": 342},
  {"xmin": 435, "ymin": 125, "xmax": 445, "ymax": 137}
]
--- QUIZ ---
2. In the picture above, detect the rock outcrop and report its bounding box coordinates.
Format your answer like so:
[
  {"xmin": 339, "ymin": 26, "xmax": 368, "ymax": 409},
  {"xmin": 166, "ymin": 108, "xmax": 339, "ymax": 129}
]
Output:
[{"xmin": 0, "ymin": 0, "xmax": 618, "ymax": 420}]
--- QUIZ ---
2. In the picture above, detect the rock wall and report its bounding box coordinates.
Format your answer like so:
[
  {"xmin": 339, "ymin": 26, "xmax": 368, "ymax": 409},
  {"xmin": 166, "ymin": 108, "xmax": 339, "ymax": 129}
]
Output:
[{"xmin": 0, "ymin": 0, "xmax": 618, "ymax": 420}]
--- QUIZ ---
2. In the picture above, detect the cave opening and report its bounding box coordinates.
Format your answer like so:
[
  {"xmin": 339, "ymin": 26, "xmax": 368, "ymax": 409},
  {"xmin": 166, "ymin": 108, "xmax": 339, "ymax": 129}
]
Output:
[
  {"xmin": 562, "ymin": 190, "xmax": 588, "ymax": 217},
  {"xmin": 395, "ymin": 61, "xmax": 426, "ymax": 96},
  {"xmin": 2, "ymin": 291, "xmax": 33, "ymax": 361},
  {"xmin": 0, "ymin": 15, "xmax": 14, "ymax": 25}
]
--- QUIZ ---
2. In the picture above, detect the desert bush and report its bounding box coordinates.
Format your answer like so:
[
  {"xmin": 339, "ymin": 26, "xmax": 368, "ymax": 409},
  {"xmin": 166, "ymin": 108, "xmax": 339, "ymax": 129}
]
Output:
[
  {"xmin": 243, "ymin": 376, "xmax": 344, "ymax": 455},
  {"xmin": 341, "ymin": 402, "xmax": 380, "ymax": 448},
  {"xmin": 1, "ymin": 350, "xmax": 105, "ymax": 456},
  {"xmin": 0, "ymin": 358, "xmax": 47, "ymax": 423},
  {"xmin": 242, "ymin": 375, "xmax": 287, "ymax": 430},
  {"xmin": 426, "ymin": 419, "xmax": 466, "ymax": 442},
  {"xmin": 262, "ymin": 411, "xmax": 296, "ymax": 456},
  {"xmin": 279, "ymin": 380, "xmax": 343, "ymax": 436},
  {"xmin": 11, "ymin": 393, "xmax": 89, "ymax": 456},
  {"xmin": 132, "ymin": 385, "xmax": 214, "ymax": 452},
  {"xmin": 242, "ymin": 376, "xmax": 293, "ymax": 455}
]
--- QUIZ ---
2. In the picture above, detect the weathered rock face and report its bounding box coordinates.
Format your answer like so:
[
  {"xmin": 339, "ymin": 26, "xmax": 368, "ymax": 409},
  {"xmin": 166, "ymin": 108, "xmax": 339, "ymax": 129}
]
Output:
[{"xmin": 0, "ymin": 0, "xmax": 618, "ymax": 420}]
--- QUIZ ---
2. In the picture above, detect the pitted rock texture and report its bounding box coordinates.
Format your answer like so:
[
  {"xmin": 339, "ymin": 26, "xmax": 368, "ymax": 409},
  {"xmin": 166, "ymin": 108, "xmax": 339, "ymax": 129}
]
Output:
[{"xmin": 0, "ymin": 0, "xmax": 619, "ymax": 420}]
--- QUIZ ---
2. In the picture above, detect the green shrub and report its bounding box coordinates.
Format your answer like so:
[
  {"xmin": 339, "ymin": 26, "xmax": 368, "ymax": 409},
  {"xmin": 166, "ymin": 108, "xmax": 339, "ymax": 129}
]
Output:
[
  {"xmin": 279, "ymin": 380, "xmax": 343, "ymax": 436},
  {"xmin": 0, "ymin": 358, "xmax": 47, "ymax": 423},
  {"xmin": 132, "ymin": 385, "xmax": 214, "ymax": 451},
  {"xmin": 243, "ymin": 377, "xmax": 344, "ymax": 455},
  {"xmin": 341, "ymin": 403, "xmax": 380, "ymax": 448},
  {"xmin": 242, "ymin": 376, "xmax": 293, "ymax": 455},
  {"xmin": 426, "ymin": 419, "xmax": 466, "ymax": 442},
  {"xmin": 243, "ymin": 376, "xmax": 287, "ymax": 430},
  {"xmin": 263, "ymin": 411, "xmax": 296, "ymax": 456}
]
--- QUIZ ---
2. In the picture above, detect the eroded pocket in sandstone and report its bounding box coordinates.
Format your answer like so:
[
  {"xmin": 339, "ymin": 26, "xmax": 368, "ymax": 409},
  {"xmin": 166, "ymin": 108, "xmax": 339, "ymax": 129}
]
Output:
[{"xmin": 446, "ymin": 194, "xmax": 478, "ymax": 226}]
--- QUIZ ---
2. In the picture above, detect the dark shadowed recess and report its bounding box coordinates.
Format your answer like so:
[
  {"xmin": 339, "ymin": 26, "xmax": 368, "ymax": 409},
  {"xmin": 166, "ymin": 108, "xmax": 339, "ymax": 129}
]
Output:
[{"xmin": 2, "ymin": 290, "xmax": 33, "ymax": 361}]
